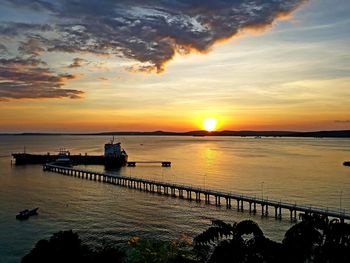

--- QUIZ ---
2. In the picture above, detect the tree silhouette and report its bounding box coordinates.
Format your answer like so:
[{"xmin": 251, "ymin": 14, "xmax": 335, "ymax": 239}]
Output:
[
  {"xmin": 21, "ymin": 230, "xmax": 124, "ymax": 263},
  {"xmin": 194, "ymin": 216, "xmax": 350, "ymax": 263},
  {"xmin": 194, "ymin": 220, "xmax": 282, "ymax": 263},
  {"xmin": 314, "ymin": 218, "xmax": 350, "ymax": 263}
]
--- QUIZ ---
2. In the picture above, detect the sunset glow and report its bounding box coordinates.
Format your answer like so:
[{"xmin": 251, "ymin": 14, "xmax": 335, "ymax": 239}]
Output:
[
  {"xmin": 0, "ymin": 0, "xmax": 349, "ymax": 133},
  {"xmin": 203, "ymin": 118, "xmax": 217, "ymax": 132}
]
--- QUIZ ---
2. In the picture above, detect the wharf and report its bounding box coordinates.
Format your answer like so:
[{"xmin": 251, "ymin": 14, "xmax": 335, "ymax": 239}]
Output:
[
  {"xmin": 43, "ymin": 164, "xmax": 349, "ymax": 223},
  {"xmin": 12, "ymin": 153, "xmax": 170, "ymax": 167},
  {"xmin": 127, "ymin": 161, "xmax": 171, "ymax": 167}
]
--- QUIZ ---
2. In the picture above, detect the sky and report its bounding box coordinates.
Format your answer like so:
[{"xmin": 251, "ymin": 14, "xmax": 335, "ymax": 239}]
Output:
[{"xmin": 0, "ymin": 0, "xmax": 349, "ymax": 132}]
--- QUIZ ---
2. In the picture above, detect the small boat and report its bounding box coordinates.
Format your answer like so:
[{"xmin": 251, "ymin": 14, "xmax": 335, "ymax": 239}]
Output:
[
  {"xmin": 52, "ymin": 149, "xmax": 73, "ymax": 167},
  {"xmin": 344, "ymin": 161, "xmax": 350, "ymax": 167},
  {"xmin": 16, "ymin": 208, "xmax": 39, "ymax": 220}
]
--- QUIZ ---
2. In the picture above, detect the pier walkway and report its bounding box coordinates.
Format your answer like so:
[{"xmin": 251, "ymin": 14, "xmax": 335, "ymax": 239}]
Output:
[{"xmin": 43, "ymin": 164, "xmax": 349, "ymax": 222}]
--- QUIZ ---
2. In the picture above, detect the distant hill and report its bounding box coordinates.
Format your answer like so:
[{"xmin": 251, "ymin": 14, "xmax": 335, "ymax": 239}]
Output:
[
  {"xmin": 183, "ymin": 130, "xmax": 350, "ymax": 138},
  {"xmin": 84, "ymin": 129, "xmax": 350, "ymax": 137},
  {"xmin": 3, "ymin": 130, "xmax": 350, "ymax": 137}
]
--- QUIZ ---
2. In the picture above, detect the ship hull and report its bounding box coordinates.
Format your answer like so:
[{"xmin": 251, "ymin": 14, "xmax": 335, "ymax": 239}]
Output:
[
  {"xmin": 104, "ymin": 155, "xmax": 128, "ymax": 168},
  {"xmin": 12, "ymin": 153, "xmax": 127, "ymax": 167}
]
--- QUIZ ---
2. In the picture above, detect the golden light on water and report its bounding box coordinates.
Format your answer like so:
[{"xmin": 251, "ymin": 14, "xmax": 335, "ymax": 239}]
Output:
[{"xmin": 203, "ymin": 118, "xmax": 217, "ymax": 132}]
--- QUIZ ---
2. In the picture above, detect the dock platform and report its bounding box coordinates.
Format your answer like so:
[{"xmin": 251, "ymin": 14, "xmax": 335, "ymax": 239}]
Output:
[
  {"xmin": 43, "ymin": 164, "xmax": 350, "ymax": 223},
  {"xmin": 127, "ymin": 161, "xmax": 171, "ymax": 167},
  {"xmin": 13, "ymin": 153, "xmax": 107, "ymax": 165}
]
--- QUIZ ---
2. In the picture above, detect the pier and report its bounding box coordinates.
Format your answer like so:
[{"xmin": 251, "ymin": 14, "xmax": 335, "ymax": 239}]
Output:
[
  {"xmin": 43, "ymin": 164, "xmax": 350, "ymax": 223},
  {"xmin": 127, "ymin": 161, "xmax": 171, "ymax": 167}
]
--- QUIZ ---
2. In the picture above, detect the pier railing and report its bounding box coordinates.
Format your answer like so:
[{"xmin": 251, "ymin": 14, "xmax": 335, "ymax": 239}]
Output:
[{"xmin": 43, "ymin": 164, "xmax": 349, "ymax": 222}]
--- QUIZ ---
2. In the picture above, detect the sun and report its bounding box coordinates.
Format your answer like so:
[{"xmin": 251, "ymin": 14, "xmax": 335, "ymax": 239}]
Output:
[{"xmin": 203, "ymin": 118, "xmax": 217, "ymax": 132}]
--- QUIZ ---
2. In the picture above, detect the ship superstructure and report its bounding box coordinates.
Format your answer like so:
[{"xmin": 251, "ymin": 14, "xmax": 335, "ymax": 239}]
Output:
[{"xmin": 104, "ymin": 137, "xmax": 128, "ymax": 167}]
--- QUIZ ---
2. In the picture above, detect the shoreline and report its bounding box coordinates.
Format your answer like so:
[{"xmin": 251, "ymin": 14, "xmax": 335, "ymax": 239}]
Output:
[{"xmin": 0, "ymin": 129, "xmax": 350, "ymax": 138}]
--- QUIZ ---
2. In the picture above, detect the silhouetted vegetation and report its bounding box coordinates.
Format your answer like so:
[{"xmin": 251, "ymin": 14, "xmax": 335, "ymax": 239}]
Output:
[
  {"xmin": 22, "ymin": 214, "xmax": 349, "ymax": 263},
  {"xmin": 194, "ymin": 214, "xmax": 350, "ymax": 263},
  {"xmin": 127, "ymin": 235, "xmax": 196, "ymax": 263},
  {"xmin": 22, "ymin": 231, "xmax": 195, "ymax": 263},
  {"xmin": 21, "ymin": 230, "xmax": 124, "ymax": 263}
]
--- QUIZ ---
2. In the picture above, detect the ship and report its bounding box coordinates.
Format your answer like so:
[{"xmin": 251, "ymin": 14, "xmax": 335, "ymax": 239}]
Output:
[
  {"xmin": 104, "ymin": 137, "xmax": 128, "ymax": 167},
  {"xmin": 12, "ymin": 139, "xmax": 128, "ymax": 167}
]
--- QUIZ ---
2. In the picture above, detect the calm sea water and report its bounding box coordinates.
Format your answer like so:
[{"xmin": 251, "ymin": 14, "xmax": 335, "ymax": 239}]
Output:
[{"xmin": 0, "ymin": 136, "xmax": 349, "ymax": 262}]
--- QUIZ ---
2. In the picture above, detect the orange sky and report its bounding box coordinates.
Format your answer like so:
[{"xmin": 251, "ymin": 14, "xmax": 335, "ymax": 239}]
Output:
[{"xmin": 0, "ymin": 0, "xmax": 349, "ymax": 133}]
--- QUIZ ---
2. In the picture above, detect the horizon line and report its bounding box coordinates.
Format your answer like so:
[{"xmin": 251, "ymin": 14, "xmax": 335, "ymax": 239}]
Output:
[{"xmin": 1, "ymin": 129, "xmax": 350, "ymax": 135}]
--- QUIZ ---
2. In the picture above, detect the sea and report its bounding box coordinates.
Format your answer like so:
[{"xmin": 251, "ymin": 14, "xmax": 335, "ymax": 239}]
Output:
[{"xmin": 0, "ymin": 135, "xmax": 349, "ymax": 262}]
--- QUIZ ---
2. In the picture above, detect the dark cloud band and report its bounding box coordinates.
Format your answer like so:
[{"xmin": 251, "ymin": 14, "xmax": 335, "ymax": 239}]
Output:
[
  {"xmin": 0, "ymin": 0, "xmax": 307, "ymax": 100},
  {"xmin": 1, "ymin": 0, "xmax": 307, "ymax": 72},
  {"xmin": 0, "ymin": 57, "xmax": 83, "ymax": 100}
]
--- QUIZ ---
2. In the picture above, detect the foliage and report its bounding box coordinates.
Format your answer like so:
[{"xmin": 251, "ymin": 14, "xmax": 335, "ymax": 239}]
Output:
[
  {"xmin": 194, "ymin": 220, "xmax": 283, "ymax": 263},
  {"xmin": 282, "ymin": 214, "xmax": 350, "ymax": 263},
  {"xmin": 127, "ymin": 234, "xmax": 196, "ymax": 263},
  {"xmin": 22, "ymin": 231, "xmax": 196, "ymax": 263},
  {"xmin": 194, "ymin": 215, "xmax": 350, "ymax": 263},
  {"xmin": 22, "ymin": 215, "xmax": 350, "ymax": 263},
  {"xmin": 21, "ymin": 230, "xmax": 124, "ymax": 263}
]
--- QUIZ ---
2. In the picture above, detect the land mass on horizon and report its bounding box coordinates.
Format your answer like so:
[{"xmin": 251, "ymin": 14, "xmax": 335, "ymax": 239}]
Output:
[{"xmin": 2, "ymin": 130, "xmax": 350, "ymax": 138}]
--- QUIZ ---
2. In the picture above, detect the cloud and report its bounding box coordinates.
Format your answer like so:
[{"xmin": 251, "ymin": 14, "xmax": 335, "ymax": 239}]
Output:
[
  {"xmin": 1, "ymin": 0, "xmax": 307, "ymax": 72},
  {"xmin": 18, "ymin": 36, "xmax": 46, "ymax": 57},
  {"xmin": 0, "ymin": 57, "xmax": 83, "ymax": 100},
  {"xmin": 335, "ymin": 120, "xmax": 350, "ymax": 123},
  {"xmin": 96, "ymin": 77, "xmax": 108, "ymax": 81},
  {"xmin": 0, "ymin": 22, "xmax": 51, "ymax": 37},
  {"xmin": 0, "ymin": 43, "xmax": 8, "ymax": 55},
  {"xmin": 68, "ymin": 57, "xmax": 88, "ymax": 68}
]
